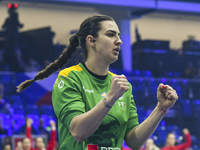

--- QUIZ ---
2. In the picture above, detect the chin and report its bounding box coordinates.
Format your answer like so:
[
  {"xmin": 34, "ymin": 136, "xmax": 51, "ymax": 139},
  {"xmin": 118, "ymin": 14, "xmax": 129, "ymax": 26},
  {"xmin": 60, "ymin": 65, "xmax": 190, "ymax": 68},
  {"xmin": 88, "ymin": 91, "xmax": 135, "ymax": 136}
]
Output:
[{"xmin": 110, "ymin": 56, "xmax": 118, "ymax": 63}]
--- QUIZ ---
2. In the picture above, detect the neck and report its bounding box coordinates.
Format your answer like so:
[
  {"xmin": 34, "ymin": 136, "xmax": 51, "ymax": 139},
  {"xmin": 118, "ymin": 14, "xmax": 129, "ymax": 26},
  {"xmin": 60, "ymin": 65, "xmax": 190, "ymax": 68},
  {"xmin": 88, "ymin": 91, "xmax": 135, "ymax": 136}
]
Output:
[
  {"xmin": 166, "ymin": 144, "xmax": 173, "ymax": 147},
  {"xmin": 85, "ymin": 59, "xmax": 109, "ymax": 76}
]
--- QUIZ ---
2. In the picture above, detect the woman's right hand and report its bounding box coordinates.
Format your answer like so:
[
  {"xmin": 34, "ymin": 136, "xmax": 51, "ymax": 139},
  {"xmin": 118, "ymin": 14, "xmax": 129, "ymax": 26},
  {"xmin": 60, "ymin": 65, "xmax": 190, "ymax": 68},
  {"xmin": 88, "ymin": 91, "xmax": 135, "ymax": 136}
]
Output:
[
  {"xmin": 26, "ymin": 118, "xmax": 33, "ymax": 127},
  {"xmin": 107, "ymin": 75, "xmax": 129, "ymax": 103},
  {"xmin": 183, "ymin": 128, "xmax": 189, "ymax": 135}
]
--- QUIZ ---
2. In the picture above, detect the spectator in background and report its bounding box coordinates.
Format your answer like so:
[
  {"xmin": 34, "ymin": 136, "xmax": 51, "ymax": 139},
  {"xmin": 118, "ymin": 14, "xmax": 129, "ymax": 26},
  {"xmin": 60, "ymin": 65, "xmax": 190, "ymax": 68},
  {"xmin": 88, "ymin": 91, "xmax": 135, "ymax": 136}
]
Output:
[
  {"xmin": 15, "ymin": 141, "xmax": 22, "ymax": 150},
  {"xmin": 1, "ymin": 102, "xmax": 14, "ymax": 116},
  {"xmin": 0, "ymin": 118, "xmax": 7, "ymax": 135},
  {"xmin": 14, "ymin": 117, "xmax": 39, "ymax": 135},
  {"xmin": 15, "ymin": 48, "xmax": 26, "ymax": 72},
  {"xmin": 38, "ymin": 118, "xmax": 49, "ymax": 135},
  {"xmin": 24, "ymin": 58, "xmax": 41, "ymax": 72},
  {"xmin": 2, "ymin": 144, "xmax": 12, "ymax": 150},
  {"xmin": 0, "ymin": 83, "xmax": 13, "ymax": 115},
  {"xmin": 21, "ymin": 138, "xmax": 32, "ymax": 150},
  {"xmin": 26, "ymin": 118, "xmax": 57, "ymax": 150},
  {"xmin": 140, "ymin": 138, "xmax": 160, "ymax": 150},
  {"xmin": 15, "ymin": 48, "xmax": 41, "ymax": 72},
  {"xmin": 184, "ymin": 62, "xmax": 197, "ymax": 79},
  {"xmin": 161, "ymin": 128, "xmax": 192, "ymax": 150}
]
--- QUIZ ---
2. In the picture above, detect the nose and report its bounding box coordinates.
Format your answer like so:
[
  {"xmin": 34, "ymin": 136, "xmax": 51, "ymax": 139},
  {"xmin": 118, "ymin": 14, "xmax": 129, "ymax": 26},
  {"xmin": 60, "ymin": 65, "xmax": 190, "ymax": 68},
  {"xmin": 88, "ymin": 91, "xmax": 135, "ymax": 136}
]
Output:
[{"xmin": 115, "ymin": 37, "xmax": 123, "ymax": 46}]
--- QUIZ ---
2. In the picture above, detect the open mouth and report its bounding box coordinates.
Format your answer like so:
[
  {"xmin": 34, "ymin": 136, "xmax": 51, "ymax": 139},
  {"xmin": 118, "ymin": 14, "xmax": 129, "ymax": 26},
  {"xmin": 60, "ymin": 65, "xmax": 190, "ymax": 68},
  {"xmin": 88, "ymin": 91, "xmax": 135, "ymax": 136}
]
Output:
[{"xmin": 114, "ymin": 48, "xmax": 120, "ymax": 52}]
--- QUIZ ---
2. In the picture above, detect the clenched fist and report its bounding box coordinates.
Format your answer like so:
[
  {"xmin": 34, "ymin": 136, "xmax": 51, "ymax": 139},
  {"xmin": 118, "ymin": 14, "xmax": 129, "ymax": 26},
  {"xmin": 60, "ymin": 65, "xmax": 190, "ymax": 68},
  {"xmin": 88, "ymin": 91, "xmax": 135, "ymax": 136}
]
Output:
[
  {"xmin": 157, "ymin": 83, "xmax": 178, "ymax": 111},
  {"xmin": 107, "ymin": 75, "xmax": 129, "ymax": 102}
]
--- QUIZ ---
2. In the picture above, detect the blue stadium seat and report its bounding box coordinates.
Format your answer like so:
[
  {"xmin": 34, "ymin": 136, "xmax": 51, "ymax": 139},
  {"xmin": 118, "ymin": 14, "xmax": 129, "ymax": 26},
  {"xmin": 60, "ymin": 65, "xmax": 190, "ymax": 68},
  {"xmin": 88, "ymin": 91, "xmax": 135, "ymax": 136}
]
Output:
[
  {"xmin": 137, "ymin": 106, "xmax": 146, "ymax": 123},
  {"xmin": 40, "ymin": 114, "xmax": 50, "ymax": 128},
  {"xmin": 179, "ymin": 99, "xmax": 192, "ymax": 117},
  {"xmin": 40, "ymin": 105, "xmax": 55, "ymax": 116},
  {"xmin": 173, "ymin": 72, "xmax": 182, "ymax": 78},
  {"xmin": 148, "ymin": 80, "xmax": 157, "ymax": 101},
  {"xmin": 13, "ymin": 114, "xmax": 25, "ymax": 130},
  {"xmin": 12, "ymin": 104, "xmax": 25, "ymax": 115},
  {"xmin": 10, "ymin": 95, "xmax": 24, "ymax": 105},
  {"xmin": 155, "ymin": 125, "xmax": 167, "ymax": 146},
  {"xmin": 40, "ymin": 114, "xmax": 56, "ymax": 128},
  {"xmin": 192, "ymin": 99, "xmax": 200, "ymax": 117},
  {"xmin": 132, "ymin": 70, "xmax": 141, "ymax": 77},
  {"xmin": 26, "ymin": 104, "xmax": 39, "ymax": 115},
  {"xmin": 141, "ymin": 70, "xmax": 153, "ymax": 77},
  {"xmin": 191, "ymin": 135, "xmax": 200, "ymax": 150},
  {"xmin": 0, "ymin": 113, "xmax": 12, "ymax": 129},
  {"xmin": 167, "ymin": 125, "xmax": 181, "ymax": 135},
  {"xmin": 0, "ymin": 74, "xmax": 12, "ymax": 84}
]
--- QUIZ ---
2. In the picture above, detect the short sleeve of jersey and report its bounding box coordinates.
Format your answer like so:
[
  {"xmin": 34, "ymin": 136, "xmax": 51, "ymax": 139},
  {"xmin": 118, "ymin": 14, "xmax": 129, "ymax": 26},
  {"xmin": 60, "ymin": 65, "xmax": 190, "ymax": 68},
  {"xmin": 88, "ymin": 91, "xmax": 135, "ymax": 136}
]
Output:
[
  {"xmin": 52, "ymin": 74, "xmax": 85, "ymax": 130},
  {"xmin": 125, "ymin": 85, "xmax": 139, "ymax": 136}
]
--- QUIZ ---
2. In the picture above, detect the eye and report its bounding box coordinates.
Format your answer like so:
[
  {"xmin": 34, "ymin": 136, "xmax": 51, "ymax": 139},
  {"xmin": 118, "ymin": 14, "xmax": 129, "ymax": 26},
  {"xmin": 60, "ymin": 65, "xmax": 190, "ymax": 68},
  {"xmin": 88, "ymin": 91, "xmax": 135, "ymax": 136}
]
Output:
[{"xmin": 107, "ymin": 33, "xmax": 114, "ymax": 37}]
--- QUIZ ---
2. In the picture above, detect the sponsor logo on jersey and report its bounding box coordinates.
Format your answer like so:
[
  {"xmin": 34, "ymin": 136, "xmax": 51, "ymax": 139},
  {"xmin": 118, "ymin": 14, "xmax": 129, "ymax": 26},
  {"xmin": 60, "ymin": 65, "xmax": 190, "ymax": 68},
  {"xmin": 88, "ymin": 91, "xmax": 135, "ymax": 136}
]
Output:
[
  {"xmin": 118, "ymin": 101, "xmax": 126, "ymax": 110},
  {"xmin": 118, "ymin": 102, "xmax": 126, "ymax": 107},
  {"xmin": 58, "ymin": 80, "xmax": 64, "ymax": 88},
  {"xmin": 101, "ymin": 92, "xmax": 107, "ymax": 97},
  {"xmin": 82, "ymin": 86, "xmax": 94, "ymax": 94},
  {"xmin": 119, "ymin": 96, "xmax": 123, "ymax": 100},
  {"xmin": 87, "ymin": 144, "xmax": 98, "ymax": 150},
  {"xmin": 87, "ymin": 144, "xmax": 121, "ymax": 150}
]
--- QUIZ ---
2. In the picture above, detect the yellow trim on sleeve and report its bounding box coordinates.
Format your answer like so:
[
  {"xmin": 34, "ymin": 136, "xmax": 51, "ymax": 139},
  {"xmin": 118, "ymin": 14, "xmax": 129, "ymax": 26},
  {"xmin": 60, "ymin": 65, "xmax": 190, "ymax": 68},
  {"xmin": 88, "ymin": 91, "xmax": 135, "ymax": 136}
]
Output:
[
  {"xmin": 58, "ymin": 64, "xmax": 83, "ymax": 77},
  {"xmin": 108, "ymin": 71, "xmax": 116, "ymax": 76}
]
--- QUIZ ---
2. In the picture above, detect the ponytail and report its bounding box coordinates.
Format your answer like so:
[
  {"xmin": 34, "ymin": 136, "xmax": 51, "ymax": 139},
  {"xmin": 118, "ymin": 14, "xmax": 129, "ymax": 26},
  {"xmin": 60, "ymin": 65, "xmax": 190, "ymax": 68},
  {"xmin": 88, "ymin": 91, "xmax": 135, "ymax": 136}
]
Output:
[{"xmin": 16, "ymin": 34, "xmax": 79, "ymax": 92}]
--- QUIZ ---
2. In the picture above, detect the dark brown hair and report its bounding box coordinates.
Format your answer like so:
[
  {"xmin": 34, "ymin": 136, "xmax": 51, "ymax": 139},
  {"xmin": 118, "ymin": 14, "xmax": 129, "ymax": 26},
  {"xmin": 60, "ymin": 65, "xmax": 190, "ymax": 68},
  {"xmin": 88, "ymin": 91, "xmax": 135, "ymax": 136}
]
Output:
[{"xmin": 16, "ymin": 15, "xmax": 114, "ymax": 92}]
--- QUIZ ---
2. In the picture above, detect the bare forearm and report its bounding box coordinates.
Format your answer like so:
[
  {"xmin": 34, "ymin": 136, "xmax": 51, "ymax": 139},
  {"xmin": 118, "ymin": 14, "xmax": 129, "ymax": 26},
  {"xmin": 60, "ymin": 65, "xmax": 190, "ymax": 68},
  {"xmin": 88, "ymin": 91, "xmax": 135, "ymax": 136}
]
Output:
[
  {"xmin": 70, "ymin": 96, "xmax": 114, "ymax": 142},
  {"xmin": 125, "ymin": 106, "xmax": 166, "ymax": 150}
]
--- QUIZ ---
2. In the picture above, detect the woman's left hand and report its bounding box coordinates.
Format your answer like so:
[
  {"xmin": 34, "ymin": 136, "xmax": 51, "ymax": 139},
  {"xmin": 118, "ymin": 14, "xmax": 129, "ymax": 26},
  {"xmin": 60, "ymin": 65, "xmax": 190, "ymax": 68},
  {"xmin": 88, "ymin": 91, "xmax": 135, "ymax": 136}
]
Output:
[{"xmin": 157, "ymin": 83, "xmax": 178, "ymax": 111}]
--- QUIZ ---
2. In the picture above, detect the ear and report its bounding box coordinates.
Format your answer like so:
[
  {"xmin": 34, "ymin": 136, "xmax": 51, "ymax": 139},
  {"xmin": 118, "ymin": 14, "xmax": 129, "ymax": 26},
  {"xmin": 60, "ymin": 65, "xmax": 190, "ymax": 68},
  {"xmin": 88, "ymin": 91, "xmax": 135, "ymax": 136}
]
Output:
[{"xmin": 86, "ymin": 35, "xmax": 96, "ymax": 47}]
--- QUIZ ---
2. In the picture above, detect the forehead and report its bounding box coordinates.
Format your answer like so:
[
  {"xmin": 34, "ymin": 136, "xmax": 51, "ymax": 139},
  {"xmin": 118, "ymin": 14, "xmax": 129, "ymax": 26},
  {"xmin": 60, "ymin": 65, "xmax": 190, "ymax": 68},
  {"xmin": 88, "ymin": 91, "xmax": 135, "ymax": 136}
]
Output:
[
  {"xmin": 36, "ymin": 137, "xmax": 43, "ymax": 142},
  {"xmin": 168, "ymin": 134, "xmax": 175, "ymax": 138},
  {"xmin": 23, "ymin": 138, "xmax": 30, "ymax": 142},
  {"xmin": 99, "ymin": 21, "xmax": 120, "ymax": 33}
]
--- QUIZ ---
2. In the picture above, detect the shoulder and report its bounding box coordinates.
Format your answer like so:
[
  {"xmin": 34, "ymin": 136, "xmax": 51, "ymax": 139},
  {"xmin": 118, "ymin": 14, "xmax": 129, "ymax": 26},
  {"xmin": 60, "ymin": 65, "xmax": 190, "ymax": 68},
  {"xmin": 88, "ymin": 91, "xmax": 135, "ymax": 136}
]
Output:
[{"xmin": 58, "ymin": 64, "xmax": 83, "ymax": 78}]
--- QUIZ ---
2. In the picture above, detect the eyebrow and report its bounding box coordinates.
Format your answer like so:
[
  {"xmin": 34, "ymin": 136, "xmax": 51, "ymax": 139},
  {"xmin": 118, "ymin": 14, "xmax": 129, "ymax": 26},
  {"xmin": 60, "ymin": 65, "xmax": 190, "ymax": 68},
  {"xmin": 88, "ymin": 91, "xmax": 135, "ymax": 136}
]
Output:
[{"xmin": 106, "ymin": 30, "xmax": 121, "ymax": 36}]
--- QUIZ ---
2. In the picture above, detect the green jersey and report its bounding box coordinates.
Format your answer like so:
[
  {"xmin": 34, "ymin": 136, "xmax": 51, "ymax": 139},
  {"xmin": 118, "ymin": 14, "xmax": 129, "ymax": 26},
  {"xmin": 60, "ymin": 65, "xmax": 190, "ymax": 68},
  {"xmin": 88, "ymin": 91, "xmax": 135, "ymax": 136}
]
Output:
[{"xmin": 52, "ymin": 63, "xmax": 139, "ymax": 150}]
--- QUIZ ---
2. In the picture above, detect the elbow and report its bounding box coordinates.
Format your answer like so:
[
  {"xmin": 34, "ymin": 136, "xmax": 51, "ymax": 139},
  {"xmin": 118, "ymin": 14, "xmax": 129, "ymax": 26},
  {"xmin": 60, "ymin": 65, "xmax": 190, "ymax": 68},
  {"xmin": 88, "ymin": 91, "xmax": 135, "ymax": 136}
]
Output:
[
  {"xmin": 70, "ymin": 124, "xmax": 85, "ymax": 143},
  {"xmin": 70, "ymin": 130, "xmax": 85, "ymax": 143},
  {"xmin": 70, "ymin": 116, "xmax": 87, "ymax": 143}
]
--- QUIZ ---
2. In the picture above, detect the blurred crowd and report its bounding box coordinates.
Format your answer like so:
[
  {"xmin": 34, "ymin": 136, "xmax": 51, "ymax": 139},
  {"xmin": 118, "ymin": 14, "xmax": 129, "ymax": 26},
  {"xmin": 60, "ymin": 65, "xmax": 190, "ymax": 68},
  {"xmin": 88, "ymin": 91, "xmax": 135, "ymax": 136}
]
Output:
[
  {"xmin": 0, "ymin": 81, "xmax": 58, "ymax": 150},
  {"xmin": 1, "ymin": 118, "xmax": 58, "ymax": 150},
  {"xmin": 0, "ymin": 47, "xmax": 50, "ymax": 72},
  {"xmin": 122, "ymin": 128, "xmax": 192, "ymax": 150}
]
